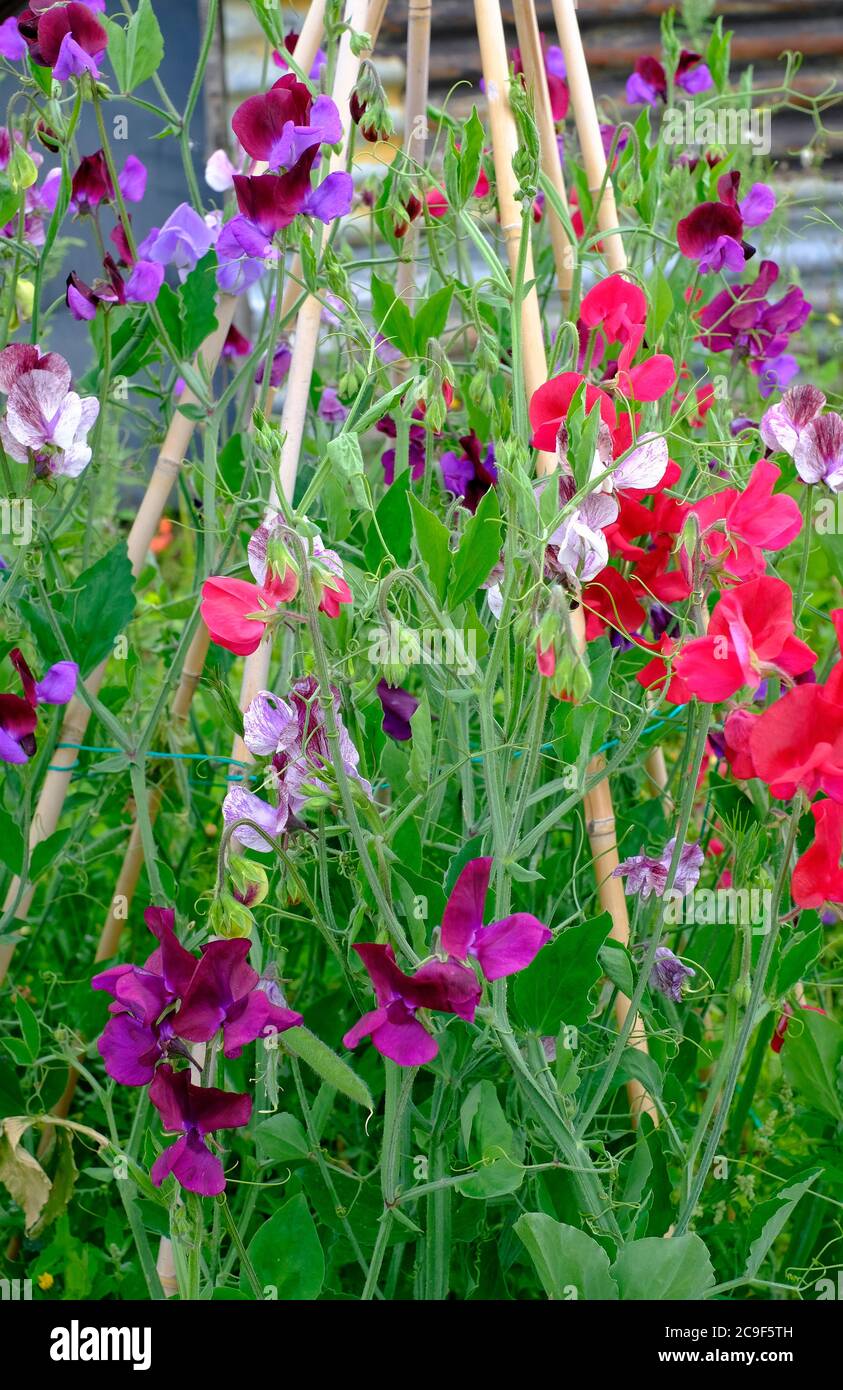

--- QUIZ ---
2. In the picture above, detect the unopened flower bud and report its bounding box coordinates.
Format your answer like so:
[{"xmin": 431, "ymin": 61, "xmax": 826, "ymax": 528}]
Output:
[
  {"xmin": 209, "ymin": 892, "xmax": 255, "ymax": 939},
  {"xmin": 228, "ymin": 854, "xmax": 269, "ymax": 908}
]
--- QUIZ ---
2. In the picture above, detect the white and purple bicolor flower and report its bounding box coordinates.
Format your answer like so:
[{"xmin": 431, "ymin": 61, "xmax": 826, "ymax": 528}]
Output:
[
  {"xmin": 0, "ymin": 341, "xmax": 99, "ymax": 477},
  {"xmin": 613, "ymin": 837, "xmax": 704, "ymax": 900}
]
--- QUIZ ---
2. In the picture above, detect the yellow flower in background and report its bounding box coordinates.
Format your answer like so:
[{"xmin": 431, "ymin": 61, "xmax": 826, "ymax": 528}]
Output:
[{"xmin": 37, "ymin": 1272, "xmax": 54, "ymax": 1291}]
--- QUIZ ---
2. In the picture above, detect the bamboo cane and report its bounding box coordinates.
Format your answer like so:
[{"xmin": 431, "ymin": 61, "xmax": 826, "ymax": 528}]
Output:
[
  {"xmin": 475, "ymin": 0, "xmax": 657, "ymax": 1124},
  {"xmin": 395, "ymin": 0, "xmax": 432, "ymax": 309},
  {"xmin": 550, "ymin": 0, "xmax": 625, "ymax": 275},
  {"xmin": 0, "ymin": 0, "xmax": 332, "ymax": 992},
  {"xmin": 510, "ymin": 0, "xmax": 574, "ymax": 309}
]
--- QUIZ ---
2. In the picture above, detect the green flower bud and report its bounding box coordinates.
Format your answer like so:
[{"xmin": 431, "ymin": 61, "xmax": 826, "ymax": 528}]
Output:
[{"xmin": 228, "ymin": 854, "xmax": 270, "ymax": 908}]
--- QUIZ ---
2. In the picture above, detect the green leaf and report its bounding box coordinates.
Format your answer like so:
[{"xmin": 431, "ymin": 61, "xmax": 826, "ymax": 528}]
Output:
[
  {"xmin": 179, "ymin": 252, "xmax": 218, "ymax": 357},
  {"xmin": 326, "ymin": 432, "xmax": 369, "ymax": 510},
  {"xmin": 458, "ymin": 1080, "xmax": 524, "ymax": 1198},
  {"xmin": 105, "ymin": 0, "xmax": 164, "ymax": 92},
  {"xmin": 774, "ymin": 922, "xmax": 823, "ymax": 996},
  {"xmin": 364, "ymin": 471, "xmax": 412, "ymax": 571},
  {"xmin": 15, "ymin": 995, "xmax": 40, "ymax": 1061},
  {"xmin": 255, "ymin": 1113, "xmax": 311, "ymax": 1164},
  {"xmin": 612, "ymin": 1234, "xmax": 715, "ymax": 1300},
  {"xmin": 514, "ymin": 1214, "xmax": 619, "ymax": 1300},
  {"xmin": 647, "ymin": 265, "xmax": 674, "ymax": 341},
  {"xmin": 281, "ymin": 1027, "xmax": 373, "ymax": 1111},
  {"xmin": 20, "ymin": 542, "xmax": 135, "ymax": 678},
  {"xmin": 0, "ymin": 806, "xmax": 24, "ymax": 876},
  {"xmin": 744, "ymin": 1171, "xmax": 820, "ymax": 1280},
  {"xmin": 413, "ymin": 285, "xmax": 454, "ymax": 355},
  {"xmin": 242, "ymin": 1194, "xmax": 324, "ymax": 1300},
  {"xmin": 29, "ymin": 829, "xmax": 72, "ymax": 882},
  {"xmin": 448, "ymin": 485, "xmax": 502, "ymax": 609},
  {"xmin": 782, "ymin": 1009, "xmax": 843, "ymax": 1121},
  {"xmin": 600, "ymin": 940, "xmax": 634, "ymax": 998},
  {"xmin": 444, "ymin": 107, "xmax": 485, "ymax": 211},
  {"xmin": 369, "ymin": 273, "xmax": 415, "ymax": 357},
  {"xmin": 514, "ymin": 912, "xmax": 613, "ymax": 1031},
  {"xmin": 155, "ymin": 282, "xmax": 185, "ymax": 359},
  {"xmin": 408, "ymin": 492, "xmax": 451, "ymax": 605},
  {"xmin": 407, "ymin": 689, "xmax": 432, "ymax": 793}
]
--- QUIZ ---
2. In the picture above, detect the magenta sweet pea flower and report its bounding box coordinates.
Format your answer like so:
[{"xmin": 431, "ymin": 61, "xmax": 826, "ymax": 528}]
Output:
[
  {"xmin": 675, "ymin": 49, "xmax": 713, "ymax": 94},
  {"xmin": 233, "ymin": 149, "xmax": 353, "ymax": 235},
  {"xmin": 149, "ymin": 1064, "xmax": 252, "ymax": 1196},
  {"xmin": 91, "ymin": 907, "xmax": 198, "ymax": 1085},
  {"xmin": 439, "ymin": 857, "xmax": 551, "ymax": 982},
  {"xmin": 232, "ymin": 72, "xmax": 342, "ymax": 171},
  {"xmin": 698, "ymin": 260, "xmax": 811, "ymax": 375},
  {"xmin": 0, "ymin": 647, "xmax": 77, "ymax": 764},
  {"xmin": 171, "ymin": 939, "xmax": 302, "ymax": 1057},
  {"xmin": 272, "ymin": 30, "xmax": 327, "ymax": 81},
  {"xmin": 626, "ymin": 55, "xmax": 667, "ymax": 106},
  {"xmin": 343, "ymin": 943, "xmax": 481, "ymax": 1066}
]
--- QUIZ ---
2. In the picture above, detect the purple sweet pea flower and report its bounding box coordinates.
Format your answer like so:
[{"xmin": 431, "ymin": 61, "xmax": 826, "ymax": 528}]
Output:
[
  {"xmin": 149, "ymin": 1064, "xmax": 252, "ymax": 1196},
  {"xmin": 22, "ymin": 1, "xmax": 108, "ymax": 77},
  {"xmin": 232, "ymin": 73, "xmax": 342, "ymax": 171},
  {"xmin": 254, "ymin": 340, "xmax": 291, "ymax": 388},
  {"xmin": 171, "ymin": 938, "xmax": 302, "ymax": 1057},
  {"xmin": 343, "ymin": 942, "xmax": 481, "ymax": 1066},
  {"xmin": 318, "ymin": 386, "xmax": 348, "ymax": 424},
  {"xmin": 0, "ymin": 648, "xmax": 78, "ymax": 764},
  {"xmin": 439, "ymin": 857, "xmax": 551, "ymax": 982},
  {"xmin": 760, "ymin": 384, "xmax": 826, "ymax": 459},
  {"xmin": 698, "ymin": 260, "xmax": 811, "ymax": 373},
  {"xmin": 91, "ymin": 907, "xmax": 198, "ymax": 1085},
  {"xmin": 754, "ymin": 352, "xmax": 799, "ymax": 399},
  {"xmin": 441, "ymin": 431, "xmax": 497, "ymax": 513},
  {"xmin": 625, "ymin": 56, "xmax": 667, "ymax": 106},
  {"xmin": 215, "ymin": 214, "xmax": 275, "ymax": 294},
  {"xmin": 0, "ymin": 16, "xmax": 27, "ymax": 61},
  {"xmin": 739, "ymin": 182, "xmax": 776, "ymax": 228},
  {"xmin": 376, "ymin": 679, "xmax": 419, "ymax": 742},
  {"xmin": 124, "ymin": 258, "xmax": 164, "ymax": 303},
  {"xmin": 137, "ymin": 201, "xmax": 215, "ymax": 277},
  {"xmin": 233, "ymin": 150, "xmax": 353, "ymax": 235},
  {"xmin": 221, "ymin": 784, "xmax": 301, "ymax": 852},
  {"xmin": 614, "ymin": 837, "xmax": 704, "ymax": 900},
  {"xmin": 649, "ymin": 945, "xmax": 696, "ymax": 1002}
]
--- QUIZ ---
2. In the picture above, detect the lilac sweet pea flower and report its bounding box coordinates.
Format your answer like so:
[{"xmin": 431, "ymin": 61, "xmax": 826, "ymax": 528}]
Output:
[
  {"xmin": 318, "ymin": 386, "xmax": 348, "ymax": 424},
  {"xmin": 149, "ymin": 1064, "xmax": 252, "ymax": 1196},
  {"xmin": 171, "ymin": 938, "xmax": 302, "ymax": 1057},
  {"xmin": 343, "ymin": 943, "xmax": 481, "ymax": 1066},
  {"xmin": 221, "ymin": 783, "xmax": 302, "ymax": 852},
  {"xmin": 439, "ymin": 857, "xmax": 551, "ymax": 982},
  {"xmin": 0, "ymin": 17, "xmax": 27, "ymax": 61},
  {"xmin": 546, "ymin": 490, "xmax": 617, "ymax": 585},
  {"xmin": 376, "ymin": 679, "xmax": 419, "ymax": 742},
  {"xmin": 650, "ymin": 945, "xmax": 696, "ymax": 1002},
  {"xmin": 215, "ymin": 214, "xmax": 275, "ymax": 294},
  {"xmin": 614, "ymin": 837, "xmax": 704, "ymax": 900},
  {"xmin": 137, "ymin": 201, "xmax": 215, "ymax": 278},
  {"xmin": 760, "ymin": 384, "xmax": 826, "ymax": 459},
  {"xmin": 0, "ymin": 647, "xmax": 77, "ymax": 764},
  {"xmin": 254, "ymin": 340, "xmax": 291, "ymax": 388}
]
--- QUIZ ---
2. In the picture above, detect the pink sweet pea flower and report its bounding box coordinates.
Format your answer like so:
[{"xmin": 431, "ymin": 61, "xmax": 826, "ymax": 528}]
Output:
[
  {"xmin": 200, "ymin": 567, "xmax": 299, "ymax": 656},
  {"xmin": 439, "ymin": 857, "xmax": 551, "ymax": 981},
  {"xmin": 791, "ymin": 800, "xmax": 843, "ymax": 910},
  {"xmin": 343, "ymin": 943, "xmax": 481, "ymax": 1066},
  {"xmin": 674, "ymin": 575, "xmax": 816, "ymax": 702},
  {"xmin": 690, "ymin": 458, "xmax": 803, "ymax": 583}
]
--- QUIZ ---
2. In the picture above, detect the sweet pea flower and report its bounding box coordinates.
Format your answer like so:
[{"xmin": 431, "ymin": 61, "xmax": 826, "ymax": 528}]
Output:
[
  {"xmin": 20, "ymin": 2, "xmax": 108, "ymax": 80},
  {"xmin": 149, "ymin": 1064, "xmax": 252, "ymax": 1196},
  {"xmin": 760, "ymin": 384, "xmax": 826, "ymax": 460},
  {"xmin": 0, "ymin": 647, "xmax": 77, "ymax": 764},
  {"xmin": 793, "ymin": 413, "xmax": 843, "ymax": 490},
  {"xmin": 0, "ymin": 17, "xmax": 26, "ymax": 61},
  {"xmin": 0, "ymin": 343, "xmax": 99, "ymax": 477},
  {"xmin": 205, "ymin": 148, "xmax": 237, "ymax": 192},
  {"xmin": 614, "ymin": 837, "xmax": 704, "ymax": 899},
  {"xmin": 675, "ymin": 49, "xmax": 713, "ymax": 94},
  {"xmin": 172, "ymin": 939, "xmax": 302, "ymax": 1057},
  {"xmin": 626, "ymin": 55, "xmax": 667, "ymax": 105},
  {"xmin": 791, "ymin": 800, "xmax": 843, "ymax": 910},
  {"xmin": 221, "ymin": 783, "xmax": 304, "ymax": 851},
  {"xmin": 674, "ymin": 576, "xmax": 816, "ymax": 702},
  {"xmin": 137, "ymin": 202, "xmax": 215, "ymax": 278},
  {"xmin": 92, "ymin": 907, "xmax": 197, "ymax": 1085},
  {"xmin": 241, "ymin": 675, "xmax": 372, "ymax": 805},
  {"xmin": 318, "ymin": 386, "xmax": 347, "ymax": 424},
  {"xmin": 376, "ymin": 680, "xmax": 419, "ymax": 741},
  {"xmin": 748, "ymin": 675, "xmax": 843, "ymax": 803},
  {"xmin": 343, "ymin": 943, "xmax": 481, "ymax": 1066},
  {"xmin": 232, "ymin": 73, "xmax": 343, "ymax": 171},
  {"xmin": 70, "ymin": 151, "xmax": 147, "ymax": 215},
  {"xmin": 215, "ymin": 214, "xmax": 276, "ymax": 294},
  {"xmin": 690, "ymin": 458, "xmax": 803, "ymax": 583},
  {"xmin": 439, "ymin": 857, "xmax": 551, "ymax": 981},
  {"xmin": 441, "ymin": 431, "xmax": 497, "ymax": 513},
  {"xmin": 200, "ymin": 565, "xmax": 299, "ymax": 656},
  {"xmin": 698, "ymin": 260, "xmax": 811, "ymax": 377},
  {"xmin": 272, "ymin": 30, "xmax": 328, "ymax": 81},
  {"xmin": 650, "ymin": 946, "xmax": 696, "ymax": 1002},
  {"xmin": 248, "ymin": 518, "xmax": 351, "ymax": 618},
  {"xmin": 233, "ymin": 148, "xmax": 353, "ymax": 234}
]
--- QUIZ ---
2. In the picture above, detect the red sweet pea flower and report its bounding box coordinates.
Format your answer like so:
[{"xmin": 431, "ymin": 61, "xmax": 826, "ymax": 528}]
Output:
[
  {"xmin": 792, "ymin": 800, "xmax": 843, "ymax": 909},
  {"xmin": 636, "ymin": 634, "xmax": 692, "ymax": 705},
  {"xmin": 691, "ymin": 458, "xmax": 802, "ymax": 583},
  {"xmin": 674, "ymin": 576, "xmax": 815, "ymax": 703},
  {"xmin": 749, "ymin": 684, "xmax": 843, "ymax": 801},
  {"xmin": 529, "ymin": 371, "xmax": 616, "ymax": 452},
  {"xmin": 721, "ymin": 707, "xmax": 759, "ymax": 780},
  {"xmin": 583, "ymin": 567, "xmax": 645, "ymax": 641},
  {"xmin": 579, "ymin": 274, "xmax": 646, "ymax": 345},
  {"xmin": 200, "ymin": 567, "xmax": 299, "ymax": 656}
]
